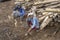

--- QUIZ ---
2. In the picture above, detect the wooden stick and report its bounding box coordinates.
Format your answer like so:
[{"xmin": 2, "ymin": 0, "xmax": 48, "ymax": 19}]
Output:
[
  {"xmin": 14, "ymin": 19, "xmax": 18, "ymax": 27},
  {"xmin": 5, "ymin": 33, "xmax": 12, "ymax": 40}
]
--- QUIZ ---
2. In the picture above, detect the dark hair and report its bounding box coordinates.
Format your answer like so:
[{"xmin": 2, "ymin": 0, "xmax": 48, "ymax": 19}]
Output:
[{"xmin": 14, "ymin": 5, "xmax": 21, "ymax": 11}]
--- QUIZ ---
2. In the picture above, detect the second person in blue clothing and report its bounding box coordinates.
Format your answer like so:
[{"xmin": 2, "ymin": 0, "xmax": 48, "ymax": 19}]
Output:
[{"xmin": 12, "ymin": 4, "xmax": 26, "ymax": 21}]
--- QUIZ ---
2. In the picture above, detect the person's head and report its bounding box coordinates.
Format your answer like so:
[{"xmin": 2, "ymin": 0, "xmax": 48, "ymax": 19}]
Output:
[
  {"xmin": 28, "ymin": 13, "xmax": 34, "ymax": 18},
  {"xmin": 14, "ymin": 2, "xmax": 22, "ymax": 11}
]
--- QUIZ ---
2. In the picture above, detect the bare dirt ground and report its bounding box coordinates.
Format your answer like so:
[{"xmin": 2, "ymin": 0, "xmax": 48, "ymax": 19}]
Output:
[{"xmin": 0, "ymin": 0, "xmax": 60, "ymax": 40}]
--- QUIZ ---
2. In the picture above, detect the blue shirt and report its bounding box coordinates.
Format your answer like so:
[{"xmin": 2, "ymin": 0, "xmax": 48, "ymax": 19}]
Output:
[
  {"xmin": 27, "ymin": 17, "xmax": 39, "ymax": 28},
  {"xmin": 19, "ymin": 8, "xmax": 25, "ymax": 16},
  {"xmin": 14, "ymin": 5, "xmax": 25, "ymax": 17}
]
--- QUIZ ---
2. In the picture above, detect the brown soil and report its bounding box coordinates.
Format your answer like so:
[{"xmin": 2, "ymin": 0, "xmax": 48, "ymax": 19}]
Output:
[{"xmin": 0, "ymin": 0, "xmax": 60, "ymax": 40}]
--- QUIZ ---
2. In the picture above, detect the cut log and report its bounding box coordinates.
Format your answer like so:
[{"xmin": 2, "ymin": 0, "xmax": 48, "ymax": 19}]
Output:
[
  {"xmin": 48, "ymin": 4, "xmax": 60, "ymax": 8},
  {"xmin": 15, "ymin": 0, "xmax": 24, "ymax": 2},
  {"xmin": 38, "ymin": 16, "xmax": 46, "ymax": 22},
  {"xmin": 45, "ymin": 8, "xmax": 60, "ymax": 13},
  {"xmin": 45, "ymin": 1, "xmax": 60, "ymax": 6},
  {"xmin": 40, "ymin": 16, "xmax": 52, "ymax": 30},
  {"xmin": 40, "ymin": 12, "xmax": 58, "ymax": 30}
]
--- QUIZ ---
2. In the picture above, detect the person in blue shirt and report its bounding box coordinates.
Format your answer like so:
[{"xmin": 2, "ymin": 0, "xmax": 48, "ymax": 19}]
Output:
[
  {"xmin": 12, "ymin": 4, "xmax": 26, "ymax": 20},
  {"xmin": 25, "ymin": 12, "xmax": 40, "ymax": 36}
]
